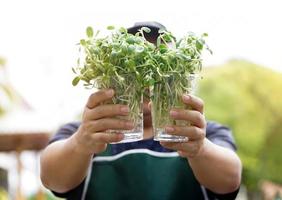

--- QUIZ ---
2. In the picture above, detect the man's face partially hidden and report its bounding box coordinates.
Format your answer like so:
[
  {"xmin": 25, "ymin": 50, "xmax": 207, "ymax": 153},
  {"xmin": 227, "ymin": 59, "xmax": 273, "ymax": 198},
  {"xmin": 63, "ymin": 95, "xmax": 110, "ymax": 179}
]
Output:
[
  {"xmin": 143, "ymin": 97, "xmax": 152, "ymax": 128},
  {"xmin": 141, "ymin": 36, "xmax": 157, "ymax": 128}
]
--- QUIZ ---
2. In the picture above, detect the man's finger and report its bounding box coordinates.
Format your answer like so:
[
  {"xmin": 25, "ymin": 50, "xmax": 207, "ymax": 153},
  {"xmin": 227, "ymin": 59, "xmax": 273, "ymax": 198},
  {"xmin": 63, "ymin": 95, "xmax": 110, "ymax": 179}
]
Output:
[
  {"xmin": 85, "ymin": 118, "xmax": 134, "ymax": 132},
  {"xmin": 91, "ymin": 132, "xmax": 124, "ymax": 143},
  {"xmin": 170, "ymin": 109, "xmax": 205, "ymax": 128},
  {"xmin": 86, "ymin": 89, "xmax": 114, "ymax": 109},
  {"xmin": 85, "ymin": 104, "xmax": 130, "ymax": 120},
  {"xmin": 182, "ymin": 94, "xmax": 204, "ymax": 114},
  {"xmin": 164, "ymin": 126, "xmax": 205, "ymax": 140}
]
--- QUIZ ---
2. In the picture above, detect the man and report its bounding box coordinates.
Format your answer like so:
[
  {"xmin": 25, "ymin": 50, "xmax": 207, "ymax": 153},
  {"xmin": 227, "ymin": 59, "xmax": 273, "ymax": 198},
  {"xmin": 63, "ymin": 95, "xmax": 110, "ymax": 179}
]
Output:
[{"xmin": 40, "ymin": 22, "xmax": 242, "ymax": 200}]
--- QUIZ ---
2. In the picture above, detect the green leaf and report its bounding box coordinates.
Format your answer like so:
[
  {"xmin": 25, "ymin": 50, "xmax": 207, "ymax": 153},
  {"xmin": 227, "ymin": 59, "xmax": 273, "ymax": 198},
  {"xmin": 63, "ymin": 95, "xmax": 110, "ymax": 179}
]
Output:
[
  {"xmin": 141, "ymin": 27, "xmax": 151, "ymax": 33},
  {"xmin": 86, "ymin": 26, "xmax": 93, "ymax": 38},
  {"xmin": 163, "ymin": 34, "xmax": 172, "ymax": 42},
  {"xmin": 135, "ymin": 45, "xmax": 144, "ymax": 53},
  {"xmin": 128, "ymin": 44, "xmax": 135, "ymax": 53},
  {"xmin": 196, "ymin": 40, "xmax": 203, "ymax": 51},
  {"xmin": 135, "ymin": 37, "xmax": 143, "ymax": 44},
  {"xmin": 107, "ymin": 25, "xmax": 115, "ymax": 30},
  {"xmin": 77, "ymin": 58, "xmax": 81, "ymax": 65},
  {"xmin": 157, "ymin": 37, "xmax": 161, "ymax": 47},
  {"xmin": 95, "ymin": 30, "xmax": 100, "ymax": 37},
  {"xmin": 121, "ymin": 43, "xmax": 128, "ymax": 53},
  {"xmin": 159, "ymin": 44, "xmax": 167, "ymax": 49},
  {"xmin": 72, "ymin": 67, "xmax": 77, "ymax": 74},
  {"xmin": 72, "ymin": 76, "xmax": 81, "ymax": 86},
  {"xmin": 80, "ymin": 39, "xmax": 86, "ymax": 46},
  {"xmin": 207, "ymin": 47, "xmax": 213, "ymax": 55},
  {"xmin": 126, "ymin": 37, "xmax": 135, "ymax": 44},
  {"xmin": 119, "ymin": 27, "xmax": 127, "ymax": 33},
  {"xmin": 159, "ymin": 44, "xmax": 167, "ymax": 54}
]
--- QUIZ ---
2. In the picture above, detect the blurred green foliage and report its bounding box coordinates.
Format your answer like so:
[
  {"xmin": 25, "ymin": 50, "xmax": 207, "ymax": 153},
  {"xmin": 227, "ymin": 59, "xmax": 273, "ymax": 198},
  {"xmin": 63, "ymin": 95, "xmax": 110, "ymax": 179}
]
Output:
[
  {"xmin": 198, "ymin": 59, "xmax": 282, "ymax": 191},
  {"xmin": 0, "ymin": 188, "xmax": 8, "ymax": 200},
  {"xmin": 0, "ymin": 57, "xmax": 5, "ymax": 68},
  {"xmin": 0, "ymin": 57, "xmax": 16, "ymax": 117},
  {"xmin": 28, "ymin": 192, "xmax": 64, "ymax": 200}
]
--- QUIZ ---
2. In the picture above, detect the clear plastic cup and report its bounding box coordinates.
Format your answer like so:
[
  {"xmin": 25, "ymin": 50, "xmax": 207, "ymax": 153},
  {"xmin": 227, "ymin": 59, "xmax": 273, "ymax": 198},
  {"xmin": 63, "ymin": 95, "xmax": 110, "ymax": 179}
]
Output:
[
  {"xmin": 104, "ymin": 74, "xmax": 143, "ymax": 143},
  {"xmin": 151, "ymin": 74, "xmax": 198, "ymax": 142}
]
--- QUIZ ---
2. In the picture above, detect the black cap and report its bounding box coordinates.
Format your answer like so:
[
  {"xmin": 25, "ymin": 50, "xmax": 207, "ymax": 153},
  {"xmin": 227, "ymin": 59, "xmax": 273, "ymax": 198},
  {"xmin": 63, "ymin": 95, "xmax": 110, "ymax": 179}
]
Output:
[{"xmin": 127, "ymin": 21, "xmax": 166, "ymax": 41}]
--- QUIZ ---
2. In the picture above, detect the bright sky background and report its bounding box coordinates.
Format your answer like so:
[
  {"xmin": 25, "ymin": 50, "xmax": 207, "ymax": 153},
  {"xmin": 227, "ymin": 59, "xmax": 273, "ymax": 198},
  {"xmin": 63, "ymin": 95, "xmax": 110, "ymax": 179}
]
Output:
[{"xmin": 0, "ymin": 0, "xmax": 282, "ymax": 196}]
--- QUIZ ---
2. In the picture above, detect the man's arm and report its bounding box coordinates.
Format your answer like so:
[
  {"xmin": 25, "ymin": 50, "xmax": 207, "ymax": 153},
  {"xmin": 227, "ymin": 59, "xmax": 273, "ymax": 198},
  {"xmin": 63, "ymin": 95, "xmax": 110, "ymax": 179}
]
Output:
[
  {"xmin": 40, "ymin": 89, "xmax": 132, "ymax": 193},
  {"xmin": 188, "ymin": 138, "xmax": 241, "ymax": 194},
  {"xmin": 160, "ymin": 94, "xmax": 242, "ymax": 194},
  {"xmin": 40, "ymin": 134, "xmax": 93, "ymax": 193}
]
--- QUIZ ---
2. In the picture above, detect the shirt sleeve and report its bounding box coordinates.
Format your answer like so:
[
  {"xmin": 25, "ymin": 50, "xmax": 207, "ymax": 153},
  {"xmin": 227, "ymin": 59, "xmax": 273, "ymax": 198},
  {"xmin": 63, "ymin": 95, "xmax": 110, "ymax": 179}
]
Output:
[
  {"xmin": 51, "ymin": 181, "xmax": 85, "ymax": 200},
  {"xmin": 206, "ymin": 188, "xmax": 240, "ymax": 200},
  {"xmin": 206, "ymin": 121, "xmax": 237, "ymax": 151},
  {"xmin": 49, "ymin": 122, "xmax": 80, "ymax": 144}
]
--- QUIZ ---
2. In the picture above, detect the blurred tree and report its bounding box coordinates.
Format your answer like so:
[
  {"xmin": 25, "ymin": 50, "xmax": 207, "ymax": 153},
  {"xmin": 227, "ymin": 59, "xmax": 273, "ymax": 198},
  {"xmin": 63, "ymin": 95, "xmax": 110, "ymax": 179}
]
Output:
[
  {"xmin": 0, "ymin": 57, "xmax": 5, "ymax": 67},
  {"xmin": 0, "ymin": 57, "xmax": 31, "ymax": 117},
  {"xmin": 0, "ymin": 56, "xmax": 14, "ymax": 116},
  {"xmin": 198, "ymin": 60, "xmax": 282, "ymax": 191}
]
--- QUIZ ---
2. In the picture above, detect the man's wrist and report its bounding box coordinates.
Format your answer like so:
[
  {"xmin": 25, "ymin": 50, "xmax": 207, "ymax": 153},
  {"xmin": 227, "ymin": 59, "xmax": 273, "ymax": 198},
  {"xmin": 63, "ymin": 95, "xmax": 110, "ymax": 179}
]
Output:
[
  {"xmin": 187, "ymin": 138, "xmax": 210, "ymax": 160},
  {"xmin": 68, "ymin": 133, "xmax": 94, "ymax": 156}
]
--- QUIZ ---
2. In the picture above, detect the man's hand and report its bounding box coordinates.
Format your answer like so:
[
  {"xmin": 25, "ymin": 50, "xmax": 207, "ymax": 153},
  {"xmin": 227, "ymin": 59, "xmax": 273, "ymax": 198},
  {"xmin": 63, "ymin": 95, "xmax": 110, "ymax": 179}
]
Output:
[
  {"xmin": 72, "ymin": 89, "xmax": 134, "ymax": 155},
  {"xmin": 160, "ymin": 94, "xmax": 206, "ymax": 158}
]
